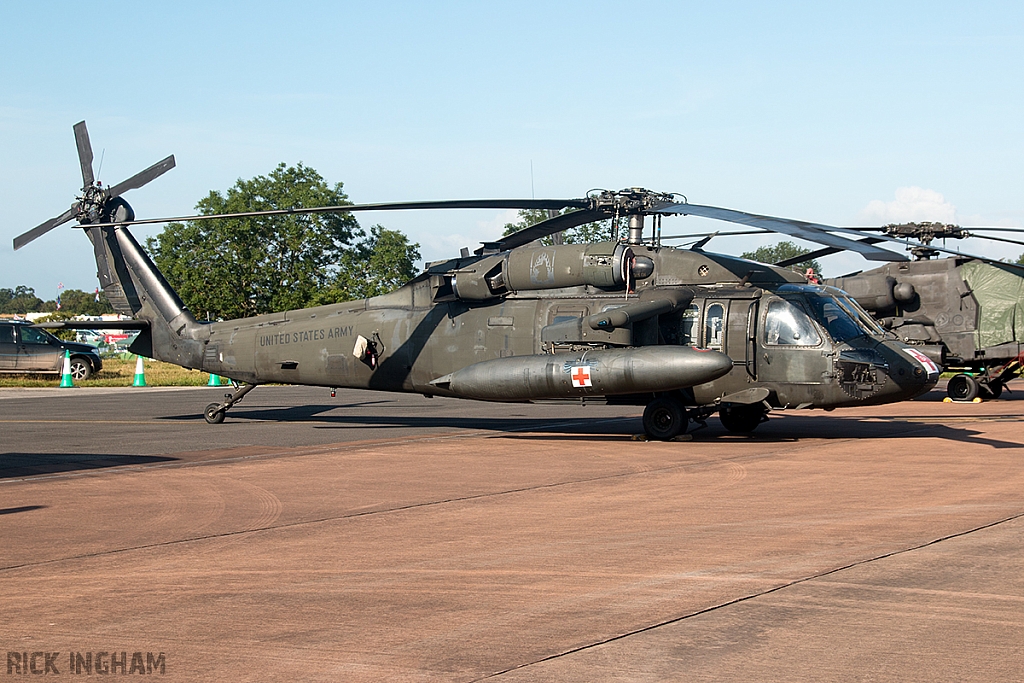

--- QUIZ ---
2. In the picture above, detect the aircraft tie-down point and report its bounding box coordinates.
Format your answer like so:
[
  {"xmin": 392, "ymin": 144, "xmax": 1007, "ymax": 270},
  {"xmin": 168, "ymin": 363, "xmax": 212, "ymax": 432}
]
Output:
[{"xmin": 18, "ymin": 122, "xmax": 940, "ymax": 439}]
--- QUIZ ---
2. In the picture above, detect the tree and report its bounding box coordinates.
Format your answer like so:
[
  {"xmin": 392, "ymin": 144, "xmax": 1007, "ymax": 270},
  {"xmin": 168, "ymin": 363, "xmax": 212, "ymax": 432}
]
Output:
[
  {"xmin": 315, "ymin": 224, "xmax": 422, "ymax": 303},
  {"xmin": 56, "ymin": 289, "xmax": 115, "ymax": 316},
  {"xmin": 0, "ymin": 286, "xmax": 45, "ymax": 314},
  {"xmin": 1017, "ymin": 252, "xmax": 1024, "ymax": 265},
  {"xmin": 147, "ymin": 163, "xmax": 360, "ymax": 320},
  {"xmin": 502, "ymin": 209, "xmax": 612, "ymax": 245},
  {"xmin": 741, "ymin": 241, "xmax": 823, "ymax": 278}
]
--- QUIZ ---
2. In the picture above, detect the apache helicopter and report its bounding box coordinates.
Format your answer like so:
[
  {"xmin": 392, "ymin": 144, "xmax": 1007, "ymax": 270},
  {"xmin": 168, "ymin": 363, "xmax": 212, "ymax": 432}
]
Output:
[
  {"xmin": 744, "ymin": 222, "xmax": 1024, "ymax": 402},
  {"xmin": 15, "ymin": 122, "xmax": 941, "ymax": 440}
]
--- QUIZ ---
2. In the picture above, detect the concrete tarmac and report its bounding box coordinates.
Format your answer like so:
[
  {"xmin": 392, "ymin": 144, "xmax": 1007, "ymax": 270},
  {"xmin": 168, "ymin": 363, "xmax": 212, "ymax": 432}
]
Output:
[{"xmin": 1, "ymin": 382, "xmax": 1022, "ymax": 681}]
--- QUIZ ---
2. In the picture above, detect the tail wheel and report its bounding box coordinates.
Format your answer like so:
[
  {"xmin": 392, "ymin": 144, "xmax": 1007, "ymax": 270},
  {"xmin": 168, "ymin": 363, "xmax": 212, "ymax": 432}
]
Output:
[
  {"xmin": 947, "ymin": 374, "xmax": 979, "ymax": 402},
  {"xmin": 643, "ymin": 397, "xmax": 687, "ymax": 440},
  {"xmin": 719, "ymin": 404, "xmax": 767, "ymax": 433},
  {"xmin": 204, "ymin": 403, "xmax": 226, "ymax": 424},
  {"xmin": 69, "ymin": 357, "xmax": 92, "ymax": 381}
]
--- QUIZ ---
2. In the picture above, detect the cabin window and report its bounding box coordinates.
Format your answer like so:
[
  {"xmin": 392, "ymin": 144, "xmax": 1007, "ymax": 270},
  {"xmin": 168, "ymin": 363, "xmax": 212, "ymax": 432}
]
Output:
[
  {"xmin": 679, "ymin": 304, "xmax": 700, "ymax": 346},
  {"xmin": 704, "ymin": 303, "xmax": 725, "ymax": 350},
  {"xmin": 764, "ymin": 299, "xmax": 821, "ymax": 346}
]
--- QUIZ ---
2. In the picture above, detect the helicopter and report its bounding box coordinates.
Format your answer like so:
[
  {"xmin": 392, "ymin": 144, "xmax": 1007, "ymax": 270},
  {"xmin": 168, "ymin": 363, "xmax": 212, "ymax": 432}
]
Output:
[
  {"xmin": 15, "ymin": 122, "xmax": 941, "ymax": 440},
  {"xmin": 743, "ymin": 222, "xmax": 1024, "ymax": 402}
]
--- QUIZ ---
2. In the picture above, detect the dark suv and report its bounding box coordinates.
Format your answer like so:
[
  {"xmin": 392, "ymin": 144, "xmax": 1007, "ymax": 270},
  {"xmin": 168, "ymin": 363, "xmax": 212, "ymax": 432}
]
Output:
[{"xmin": 0, "ymin": 321, "xmax": 103, "ymax": 381}]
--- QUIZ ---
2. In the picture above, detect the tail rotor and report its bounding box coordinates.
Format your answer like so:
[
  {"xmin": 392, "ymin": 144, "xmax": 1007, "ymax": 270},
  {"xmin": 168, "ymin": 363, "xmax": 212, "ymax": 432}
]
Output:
[{"xmin": 13, "ymin": 121, "xmax": 175, "ymax": 251}]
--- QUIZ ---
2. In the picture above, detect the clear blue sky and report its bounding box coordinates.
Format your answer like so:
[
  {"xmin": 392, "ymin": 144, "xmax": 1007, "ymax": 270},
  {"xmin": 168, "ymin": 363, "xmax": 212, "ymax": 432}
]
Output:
[{"xmin": 3, "ymin": 1, "xmax": 1023, "ymax": 296}]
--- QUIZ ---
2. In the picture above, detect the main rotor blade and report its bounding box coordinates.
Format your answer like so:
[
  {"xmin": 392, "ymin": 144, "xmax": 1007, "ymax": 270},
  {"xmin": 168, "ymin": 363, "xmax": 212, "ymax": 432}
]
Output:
[
  {"xmin": 773, "ymin": 237, "xmax": 888, "ymax": 268},
  {"xmin": 74, "ymin": 198, "xmax": 589, "ymax": 229},
  {"xmin": 107, "ymin": 155, "xmax": 176, "ymax": 198},
  {"xmin": 656, "ymin": 203, "xmax": 908, "ymax": 262},
  {"xmin": 13, "ymin": 205, "xmax": 79, "ymax": 250},
  {"xmin": 73, "ymin": 121, "xmax": 94, "ymax": 188},
  {"xmin": 659, "ymin": 229, "xmax": 769, "ymax": 240},
  {"xmin": 490, "ymin": 209, "xmax": 606, "ymax": 251}
]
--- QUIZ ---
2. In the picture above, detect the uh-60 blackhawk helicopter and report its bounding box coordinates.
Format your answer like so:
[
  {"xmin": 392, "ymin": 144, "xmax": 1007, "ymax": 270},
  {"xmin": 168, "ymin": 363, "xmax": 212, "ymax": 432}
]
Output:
[{"xmin": 16, "ymin": 122, "xmax": 941, "ymax": 440}]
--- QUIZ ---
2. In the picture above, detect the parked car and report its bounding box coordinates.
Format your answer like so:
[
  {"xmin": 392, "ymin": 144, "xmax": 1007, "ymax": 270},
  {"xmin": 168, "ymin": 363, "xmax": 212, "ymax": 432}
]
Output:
[{"xmin": 0, "ymin": 320, "xmax": 103, "ymax": 380}]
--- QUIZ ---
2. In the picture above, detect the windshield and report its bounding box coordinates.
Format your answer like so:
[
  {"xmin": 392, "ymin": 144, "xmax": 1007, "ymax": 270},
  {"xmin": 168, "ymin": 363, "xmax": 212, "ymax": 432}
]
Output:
[{"xmin": 799, "ymin": 293, "xmax": 864, "ymax": 343}]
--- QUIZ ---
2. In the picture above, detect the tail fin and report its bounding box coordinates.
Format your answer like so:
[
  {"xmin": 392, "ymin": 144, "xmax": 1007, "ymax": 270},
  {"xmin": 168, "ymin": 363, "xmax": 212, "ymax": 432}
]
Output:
[{"xmin": 86, "ymin": 219, "xmax": 208, "ymax": 368}]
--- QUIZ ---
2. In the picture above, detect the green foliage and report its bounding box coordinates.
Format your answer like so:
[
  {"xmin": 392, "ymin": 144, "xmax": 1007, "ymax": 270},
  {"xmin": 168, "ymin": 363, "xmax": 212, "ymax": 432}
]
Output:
[
  {"xmin": 147, "ymin": 163, "xmax": 360, "ymax": 319},
  {"xmin": 1017, "ymin": 252, "xmax": 1024, "ymax": 265},
  {"xmin": 502, "ymin": 209, "xmax": 612, "ymax": 245},
  {"xmin": 0, "ymin": 285, "xmax": 45, "ymax": 314},
  {"xmin": 315, "ymin": 224, "xmax": 422, "ymax": 303},
  {"xmin": 57, "ymin": 289, "xmax": 115, "ymax": 316},
  {"xmin": 0, "ymin": 286, "xmax": 113, "ymax": 315},
  {"xmin": 741, "ymin": 241, "xmax": 824, "ymax": 277}
]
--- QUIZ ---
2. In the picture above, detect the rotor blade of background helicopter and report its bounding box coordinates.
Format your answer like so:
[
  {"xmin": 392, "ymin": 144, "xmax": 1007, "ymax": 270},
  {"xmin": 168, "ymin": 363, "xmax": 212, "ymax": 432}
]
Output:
[
  {"xmin": 655, "ymin": 203, "xmax": 909, "ymax": 262},
  {"xmin": 74, "ymin": 198, "xmax": 589, "ymax": 229},
  {"xmin": 13, "ymin": 205, "xmax": 80, "ymax": 251},
  {"xmin": 490, "ymin": 209, "xmax": 606, "ymax": 251},
  {"xmin": 107, "ymin": 155, "xmax": 176, "ymax": 198},
  {"xmin": 900, "ymin": 241, "xmax": 1024, "ymax": 271},
  {"xmin": 969, "ymin": 233, "xmax": 1024, "ymax": 248},
  {"xmin": 773, "ymin": 236, "xmax": 889, "ymax": 268},
  {"xmin": 73, "ymin": 121, "xmax": 94, "ymax": 188}
]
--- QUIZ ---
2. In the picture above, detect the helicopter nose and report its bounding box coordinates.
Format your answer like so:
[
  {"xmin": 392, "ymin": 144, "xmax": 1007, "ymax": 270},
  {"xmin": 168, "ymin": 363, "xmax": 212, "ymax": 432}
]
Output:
[{"xmin": 885, "ymin": 343, "xmax": 940, "ymax": 399}]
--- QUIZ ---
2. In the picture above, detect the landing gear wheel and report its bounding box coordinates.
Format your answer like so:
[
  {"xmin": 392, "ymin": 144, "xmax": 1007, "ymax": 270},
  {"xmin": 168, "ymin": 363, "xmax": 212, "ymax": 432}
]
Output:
[
  {"xmin": 719, "ymin": 404, "xmax": 766, "ymax": 433},
  {"xmin": 69, "ymin": 358, "xmax": 92, "ymax": 381},
  {"xmin": 204, "ymin": 402, "xmax": 226, "ymax": 424},
  {"xmin": 980, "ymin": 381, "xmax": 1003, "ymax": 400},
  {"xmin": 643, "ymin": 397, "xmax": 687, "ymax": 441},
  {"xmin": 947, "ymin": 374, "xmax": 979, "ymax": 402}
]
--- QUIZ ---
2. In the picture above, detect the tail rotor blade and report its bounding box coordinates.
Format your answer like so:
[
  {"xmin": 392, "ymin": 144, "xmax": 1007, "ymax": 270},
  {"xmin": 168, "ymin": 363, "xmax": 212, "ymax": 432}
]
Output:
[
  {"xmin": 13, "ymin": 205, "xmax": 79, "ymax": 251},
  {"xmin": 73, "ymin": 121, "xmax": 94, "ymax": 188},
  {"xmin": 107, "ymin": 155, "xmax": 175, "ymax": 198}
]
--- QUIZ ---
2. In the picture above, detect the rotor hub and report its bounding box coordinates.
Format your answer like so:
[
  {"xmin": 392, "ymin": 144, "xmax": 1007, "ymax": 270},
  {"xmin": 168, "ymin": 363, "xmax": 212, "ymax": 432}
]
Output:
[
  {"xmin": 76, "ymin": 183, "xmax": 109, "ymax": 224},
  {"xmin": 883, "ymin": 222, "xmax": 968, "ymax": 245},
  {"xmin": 586, "ymin": 188, "xmax": 676, "ymax": 217}
]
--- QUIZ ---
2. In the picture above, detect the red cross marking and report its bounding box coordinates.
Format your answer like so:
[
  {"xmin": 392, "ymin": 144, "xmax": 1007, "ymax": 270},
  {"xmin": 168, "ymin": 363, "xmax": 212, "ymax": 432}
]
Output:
[{"xmin": 572, "ymin": 366, "xmax": 591, "ymax": 387}]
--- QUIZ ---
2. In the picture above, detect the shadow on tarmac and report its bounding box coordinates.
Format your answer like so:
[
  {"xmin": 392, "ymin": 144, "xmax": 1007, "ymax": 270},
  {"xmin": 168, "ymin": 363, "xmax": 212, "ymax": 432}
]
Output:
[
  {"xmin": 0, "ymin": 505, "xmax": 46, "ymax": 515},
  {"xmin": 155, "ymin": 402, "xmax": 1024, "ymax": 449},
  {"xmin": 224, "ymin": 406, "xmax": 635, "ymax": 435},
  {"xmin": 0, "ymin": 453, "xmax": 180, "ymax": 479}
]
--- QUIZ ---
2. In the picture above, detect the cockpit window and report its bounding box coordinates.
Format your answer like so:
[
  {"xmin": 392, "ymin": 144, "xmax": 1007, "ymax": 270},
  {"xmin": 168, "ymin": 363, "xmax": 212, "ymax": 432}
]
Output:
[
  {"xmin": 800, "ymin": 294, "xmax": 862, "ymax": 343},
  {"xmin": 764, "ymin": 299, "xmax": 821, "ymax": 346}
]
